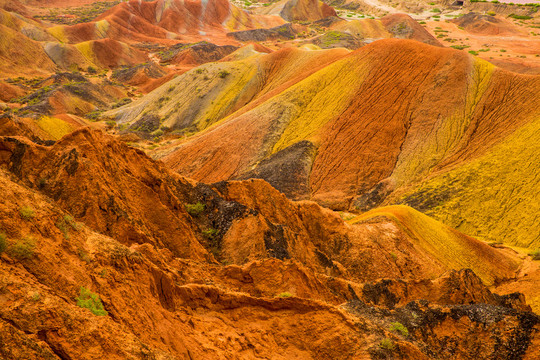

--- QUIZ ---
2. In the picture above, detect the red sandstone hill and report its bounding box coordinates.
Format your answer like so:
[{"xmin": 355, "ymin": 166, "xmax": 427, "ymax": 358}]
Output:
[
  {"xmin": 0, "ymin": 1, "xmax": 539, "ymax": 357},
  {"xmin": 0, "ymin": 122, "xmax": 538, "ymax": 358},
  {"xmin": 46, "ymin": 0, "xmax": 284, "ymax": 45},
  {"xmin": 259, "ymin": 0, "xmax": 336, "ymax": 22}
]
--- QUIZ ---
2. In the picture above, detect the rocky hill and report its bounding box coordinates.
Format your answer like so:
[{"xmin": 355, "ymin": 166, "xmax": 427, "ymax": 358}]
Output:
[
  {"xmin": 1, "ymin": 0, "xmax": 540, "ymax": 357},
  {"xmin": 0, "ymin": 123, "xmax": 538, "ymax": 359}
]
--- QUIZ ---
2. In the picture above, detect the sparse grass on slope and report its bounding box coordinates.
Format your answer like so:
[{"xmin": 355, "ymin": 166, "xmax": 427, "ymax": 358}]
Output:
[
  {"xmin": 389, "ymin": 58, "xmax": 495, "ymax": 187},
  {"xmin": 270, "ymin": 53, "xmax": 371, "ymax": 153},
  {"xmin": 106, "ymin": 47, "xmax": 349, "ymax": 134},
  {"xmin": 349, "ymin": 205, "xmax": 520, "ymax": 284},
  {"xmin": 0, "ymin": 24, "xmax": 56, "ymax": 75},
  {"xmin": 399, "ymin": 113, "xmax": 540, "ymax": 249}
]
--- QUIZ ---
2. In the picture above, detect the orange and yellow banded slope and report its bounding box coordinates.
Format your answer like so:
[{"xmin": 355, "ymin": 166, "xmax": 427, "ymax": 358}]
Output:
[
  {"xmin": 348, "ymin": 205, "xmax": 520, "ymax": 284},
  {"xmin": 143, "ymin": 39, "xmax": 539, "ymax": 248}
]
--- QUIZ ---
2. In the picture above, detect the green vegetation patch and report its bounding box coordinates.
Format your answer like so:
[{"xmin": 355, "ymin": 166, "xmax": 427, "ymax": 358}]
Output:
[
  {"xmin": 76, "ymin": 287, "xmax": 108, "ymax": 316},
  {"xmin": 9, "ymin": 236, "xmax": 36, "ymax": 260},
  {"xmin": 185, "ymin": 202, "xmax": 205, "ymax": 216},
  {"xmin": 202, "ymin": 228, "xmax": 219, "ymax": 239},
  {"xmin": 33, "ymin": 1, "xmax": 120, "ymax": 25},
  {"xmin": 278, "ymin": 292, "xmax": 293, "ymax": 298},
  {"xmin": 530, "ymin": 249, "xmax": 540, "ymax": 260},
  {"xmin": 510, "ymin": 14, "xmax": 532, "ymax": 20},
  {"xmin": 19, "ymin": 206, "xmax": 35, "ymax": 221},
  {"xmin": 390, "ymin": 322, "xmax": 409, "ymax": 337},
  {"xmin": 379, "ymin": 338, "xmax": 394, "ymax": 350},
  {"xmin": 56, "ymin": 215, "xmax": 81, "ymax": 239},
  {"xmin": 218, "ymin": 70, "xmax": 231, "ymax": 78}
]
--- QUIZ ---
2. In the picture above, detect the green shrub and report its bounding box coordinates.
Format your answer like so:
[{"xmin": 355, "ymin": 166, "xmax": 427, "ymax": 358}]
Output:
[
  {"xmin": 278, "ymin": 292, "xmax": 293, "ymax": 298},
  {"xmin": 202, "ymin": 228, "xmax": 219, "ymax": 239},
  {"xmin": 0, "ymin": 232, "xmax": 7, "ymax": 254},
  {"xmin": 468, "ymin": 50, "xmax": 479, "ymax": 55},
  {"xmin": 379, "ymin": 338, "xmax": 394, "ymax": 350},
  {"xmin": 510, "ymin": 14, "xmax": 532, "ymax": 19},
  {"xmin": 10, "ymin": 236, "xmax": 36, "ymax": 260},
  {"xmin": 56, "ymin": 215, "xmax": 80, "ymax": 239},
  {"xmin": 218, "ymin": 70, "xmax": 230, "ymax": 78},
  {"xmin": 451, "ymin": 44, "xmax": 470, "ymax": 50},
  {"xmin": 152, "ymin": 129, "xmax": 164, "ymax": 138},
  {"xmin": 19, "ymin": 206, "xmax": 35, "ymax": 221},
  {"xmin": 76, "ymin": 287, "xmax": 108, "ymax": 316},
  {"xmin": 487, "ymin": 11, "xmax": 496, "ymax": 16},
  {"xmin": 530, "ymin": 249, "xmax": 540, "ymax": 260},
  {"xmin": 390, "ymin": 322, "xmax": 409, "ymax": 337},
  {"xmin": 185, "ymin": 202, "xmax": 205, "ymax": 216},
  {"xmin": 431, "ymin": 8, "xmax": 441, "ymax": 12},
  {"xmin": 157, "ymin": 96, "xmax": 170, "ymax": 104}
]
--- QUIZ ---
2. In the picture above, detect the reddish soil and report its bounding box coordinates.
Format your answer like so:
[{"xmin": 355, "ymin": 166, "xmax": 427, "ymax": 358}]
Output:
[{"xmin": 0, "ymin": 124, "xmax": 538, "ymax": 358}]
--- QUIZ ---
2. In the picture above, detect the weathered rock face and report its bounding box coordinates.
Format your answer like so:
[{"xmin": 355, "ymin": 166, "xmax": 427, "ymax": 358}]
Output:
[
  {"xmin": 0, "ymin": 127, "xmax": 538, "ymax": 359},
  {"xmin": 0, "ymin": 127, "xmax": 515, "ymax": 281},
  {"xmin": 228, "ymin": 23, "xmax": 301, "ymax": 42},
  {"xmin": 236, "ymin": 139, "xmax": 317, "ymax": 200}
]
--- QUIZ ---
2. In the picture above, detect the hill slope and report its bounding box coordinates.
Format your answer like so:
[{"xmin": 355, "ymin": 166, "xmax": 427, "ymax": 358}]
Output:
[
  {"xmin": 0, "ymin": 123, "xmax": 538, "ymax": 359},
  {"xmin": 136, "ymin": 38, "xmax": 540, "ymax": 248},
  {"xmin": 46, "ymin": 0, "xmax": 284, "ymax": 45}
]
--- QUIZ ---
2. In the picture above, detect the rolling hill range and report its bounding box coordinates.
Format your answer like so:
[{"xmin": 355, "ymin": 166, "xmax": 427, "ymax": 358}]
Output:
[
  {"xmin": 107, "ymin": 38, "xmax": 540, "ymax": 249},
  {"xmin": 0, "ymin": 121, "xmax": 538, "ymax": 359},
  {"xmin": 1, "ymin": 0, "xmax": 540, "ymax": 357},
  {"xmin": 0, "ymin": 0, "xmax": 284, "ymax": 76},
  {"xmin": 45, "ymin": 0, "xmax": 284, "ymax": 45}
]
